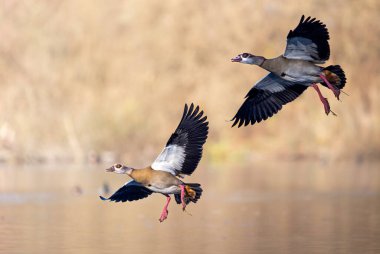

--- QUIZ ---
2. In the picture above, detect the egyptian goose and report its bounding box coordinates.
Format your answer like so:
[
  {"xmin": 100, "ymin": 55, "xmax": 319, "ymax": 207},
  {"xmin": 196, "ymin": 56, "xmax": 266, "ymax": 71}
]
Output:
[
  {"xmin": 100, "ymin": 104, "xmax": 208, "ymax": 222},
  {"xmin": 231, "ymin": 15, "xmax": 346, "ymax": 127}
]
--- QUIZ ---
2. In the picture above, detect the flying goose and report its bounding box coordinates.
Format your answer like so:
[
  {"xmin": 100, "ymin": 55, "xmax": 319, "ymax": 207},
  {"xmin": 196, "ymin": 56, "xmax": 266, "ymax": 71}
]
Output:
[
  {"xmin": 231, "ymin": 15, "xmax": 346, "ymax": 127},
  {"xmin": 100, "ymin": 103, "xmax": 208, "ymax": 222}
]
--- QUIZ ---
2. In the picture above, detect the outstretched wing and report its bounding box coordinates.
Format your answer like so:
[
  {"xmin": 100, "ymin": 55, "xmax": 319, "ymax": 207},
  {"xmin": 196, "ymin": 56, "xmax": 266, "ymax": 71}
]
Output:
[
  {"xmin": 99, "ymin": 180, "xmax": 153, "ymax": 202},
  {"xmin": 284, "ymin": 15, "xmax": 330, "ymax": 63},
  {"xmin": 151, "ymin": 103, "xmax": 209, "ymax": 176},
  {"xmin": 231, "ymin": 73, "xmax": 307, "ymax": 127}
]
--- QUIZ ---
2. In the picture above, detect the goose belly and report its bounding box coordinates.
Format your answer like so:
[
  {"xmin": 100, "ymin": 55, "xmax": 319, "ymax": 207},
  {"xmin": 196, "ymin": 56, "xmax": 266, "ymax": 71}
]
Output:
[
  {"xmin": 281, "ymin": 63, "xmax": 322, "ymax": 84},
  {"xmin": 282, "ymin": 73, "xmax": 320, "ymax": 84},
  {"xmin": 147, "ymin": 185, "xmax": 181, "ymax": 194}
]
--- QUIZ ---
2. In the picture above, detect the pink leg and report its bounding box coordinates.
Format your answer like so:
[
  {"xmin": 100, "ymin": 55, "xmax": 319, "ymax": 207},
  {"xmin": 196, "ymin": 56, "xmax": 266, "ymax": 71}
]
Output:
[
  {"xmin": 312, "ymin": 84, "xmax": 336, "ymax": 116},
  {"xmin": 180, "ymin": 185, "xmax": 186, "ymax": 211},
  {"xmin": 159, "ymin": 195, "xmax": 171, "ymax": 222},
  {"xmin": 319, "ymin": 74, "xmax": 340, "ymax": 100}
]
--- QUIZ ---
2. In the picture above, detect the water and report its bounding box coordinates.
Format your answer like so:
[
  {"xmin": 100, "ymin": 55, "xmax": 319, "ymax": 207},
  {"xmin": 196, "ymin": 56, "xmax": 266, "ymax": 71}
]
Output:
[{"xmin": 0, "ymin": 161, "xmax": 379, "ymax": 254}]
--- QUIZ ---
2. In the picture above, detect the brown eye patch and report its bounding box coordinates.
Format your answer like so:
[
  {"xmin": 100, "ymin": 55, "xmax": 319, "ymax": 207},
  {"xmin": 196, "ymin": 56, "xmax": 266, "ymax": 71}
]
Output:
[{"xmin": 115, "ymin": 164, "xmax": 122, "ymax": 168}]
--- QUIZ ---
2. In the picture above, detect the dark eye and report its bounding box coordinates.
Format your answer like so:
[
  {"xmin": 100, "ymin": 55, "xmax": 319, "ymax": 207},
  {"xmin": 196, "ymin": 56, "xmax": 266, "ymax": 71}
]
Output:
[
  {"xmin": 242, "ymin": 53, "xmax": 249, "ymax": 58},
  {"xmin": 115, "ymin": 164, "xmax": 122, "ymax": 168}
]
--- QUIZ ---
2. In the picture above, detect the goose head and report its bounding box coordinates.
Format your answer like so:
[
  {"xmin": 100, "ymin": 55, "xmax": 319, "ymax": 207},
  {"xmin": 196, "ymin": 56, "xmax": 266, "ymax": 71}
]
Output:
[
  {"xmin": 106, "ymin": 163, "xmax": 133, "ymax": 175},
  {"xmin": 231, "ymin": 53, "xmax": 265, "ymax": 65}
]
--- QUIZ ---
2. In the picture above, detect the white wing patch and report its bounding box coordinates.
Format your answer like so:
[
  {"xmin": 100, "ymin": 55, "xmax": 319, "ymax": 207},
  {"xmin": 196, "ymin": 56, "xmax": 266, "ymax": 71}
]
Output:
[{"xmin": 151, "ymin": 144, "xmax": 186, "ymax": 175}]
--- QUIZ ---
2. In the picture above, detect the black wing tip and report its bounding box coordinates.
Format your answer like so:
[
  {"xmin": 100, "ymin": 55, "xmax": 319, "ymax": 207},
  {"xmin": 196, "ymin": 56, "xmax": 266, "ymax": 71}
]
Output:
[
  {"xmin": 288, "ymin": 15, "xmax": 330, "ymax": 60},
  {"xmin": 181, "ymin": 104, "xmax": 189, "ymax": 121},
  {"xmin": 231, "ymin": 117, "xmax": 240, "ymax": 128},
  {"xmin": 231, "ymin": 83, "xmax": 307, "ymax": 128},
  {"xmin": 183, "ymin": 103, "xmax": 208, "ymax": 122},
  {"xmin": 99, "ymin": 195, "xmax": 108, "ymax": 201},
  {"xmin": 291, "ymin": 14, "xmax": 329, "ymax": 35},
  {"xmin": 230, "ymin": 118, "xmax": 237, "ymax": 128},
  {"xmin": 299, "ymin": 15, "xmax": 322, "ymax": 24},
  {"xmin": 184, "ymin": 102, "xmax": 197, "ymax": 111},
  {"xmin": 188, "ymin": 103, "xmax": 194, "ymax": 114},
  {"xmin": 299, "ymin": 14, "xmax": 305, "ymax": 23},
  {"xmin": 173, "ymin": 103, "xmax": 209, "ymax": 175},
  {"xmin": 231, "ymin": 116, "xmax": 254, "ymax": 128}
]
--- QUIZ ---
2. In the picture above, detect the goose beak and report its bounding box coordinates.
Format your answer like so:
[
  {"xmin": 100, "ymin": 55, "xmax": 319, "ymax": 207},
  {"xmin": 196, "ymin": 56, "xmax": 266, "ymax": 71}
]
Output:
[
  {"xmin": 106, "ymin": 166, "xmax": 114, "ymax": 172},
  {"xmin": 231, "ymin": 55, "xmax": 242, "ymax": 62}
]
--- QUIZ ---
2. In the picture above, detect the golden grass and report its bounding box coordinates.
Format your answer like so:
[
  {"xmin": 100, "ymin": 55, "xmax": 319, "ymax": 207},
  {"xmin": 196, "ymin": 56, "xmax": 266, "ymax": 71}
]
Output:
[{"xmin": 0, "ymin": 0, "xmax": 379, "ymax": 164}]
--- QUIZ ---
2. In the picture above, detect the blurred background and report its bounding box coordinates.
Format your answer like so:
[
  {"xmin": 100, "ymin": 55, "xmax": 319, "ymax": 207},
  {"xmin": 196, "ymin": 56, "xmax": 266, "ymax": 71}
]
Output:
[
  {"xmin": 0, "ymin": 0, "xmax": 379, "ymax": 253},
  {"xmin": 0, "ymin": 0, "xmax": 379, "ymax": 164}
]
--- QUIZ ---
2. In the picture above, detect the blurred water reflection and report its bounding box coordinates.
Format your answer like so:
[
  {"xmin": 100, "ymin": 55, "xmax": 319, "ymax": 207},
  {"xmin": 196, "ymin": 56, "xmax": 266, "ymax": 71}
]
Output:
[{"xmin": 0, "ymin": 161, "xmax": 379, "ymax": 254}]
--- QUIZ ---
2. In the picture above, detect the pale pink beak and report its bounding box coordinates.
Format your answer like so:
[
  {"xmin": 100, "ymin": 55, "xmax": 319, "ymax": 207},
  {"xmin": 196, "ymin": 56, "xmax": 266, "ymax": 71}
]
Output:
[
  {"xmin": 105, "ymin": 167, "xmax": 114, "ymax": 172},
  {"xmin": 231, "ymin": 55, "xmax": 242, "ymax": 62}
]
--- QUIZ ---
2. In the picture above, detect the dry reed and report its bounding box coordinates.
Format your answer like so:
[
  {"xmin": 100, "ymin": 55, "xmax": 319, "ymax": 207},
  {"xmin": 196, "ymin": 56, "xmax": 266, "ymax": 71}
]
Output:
[{"xmin": 0, "ymin": 0, "xmax": 379, "ymax": 164}]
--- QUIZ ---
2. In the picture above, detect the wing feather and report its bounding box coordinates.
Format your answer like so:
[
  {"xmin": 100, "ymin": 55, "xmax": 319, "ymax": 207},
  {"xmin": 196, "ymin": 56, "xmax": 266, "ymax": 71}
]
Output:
[
  {"xmin": 99, "ymin": 180, "xmax": 153, "ymax": 202},
  {"xmin": 151, "ymin": 103, "xmax": 209, "ymax": 176},
  {"xmin": 284, "ymin": 15, "xmax": 330, "ymax": 63},
  {"xmin": 231, "ymin": 73, "xmax": 307, "ymax": 127}
]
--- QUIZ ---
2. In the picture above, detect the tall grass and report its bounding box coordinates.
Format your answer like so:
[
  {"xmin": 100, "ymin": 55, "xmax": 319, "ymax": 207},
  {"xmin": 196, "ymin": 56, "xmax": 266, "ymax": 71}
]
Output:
[{"xmin": 0, "ymin": 0, "xmax": 379, "ymax": 164}]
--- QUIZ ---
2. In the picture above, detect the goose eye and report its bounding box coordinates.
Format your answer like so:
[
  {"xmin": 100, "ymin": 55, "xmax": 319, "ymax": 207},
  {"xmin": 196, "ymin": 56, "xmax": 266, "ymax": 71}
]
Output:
[
  {"xmin": 115, "ymin": 164, "xmax": 122, "ymax": 168},
  {"xmin": 242, "ymin": 53, "xmax": 248, "ymax": 58}
]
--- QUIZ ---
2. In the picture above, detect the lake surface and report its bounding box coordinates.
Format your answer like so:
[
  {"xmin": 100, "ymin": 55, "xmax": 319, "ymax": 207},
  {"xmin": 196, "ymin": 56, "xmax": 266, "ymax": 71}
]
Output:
[{"xmin": 0, "ymin": 161, "xmax": 379, "ymax": 254}]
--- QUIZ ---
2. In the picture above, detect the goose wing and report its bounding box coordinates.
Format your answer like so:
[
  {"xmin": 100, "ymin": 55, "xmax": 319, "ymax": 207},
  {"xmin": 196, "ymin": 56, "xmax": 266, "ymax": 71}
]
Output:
[
  {"xmin": 151, "ymin": 103, "xmax": 209, "ymax": 177},
  {"xmin": 284, "ymin": 15, "xmax": 330, "ymax": 63},
  {"xmin": 231, "ymin": 73, "xmax": 307, "ymax": 127},
  {"xmin": 99, "ymin": 180, "xmax": 153, "ymax": 202}
]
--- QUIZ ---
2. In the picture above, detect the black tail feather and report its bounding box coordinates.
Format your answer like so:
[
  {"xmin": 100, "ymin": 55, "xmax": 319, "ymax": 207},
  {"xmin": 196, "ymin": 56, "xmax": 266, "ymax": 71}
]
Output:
[
  {"xmin": 175, "ymin": 183, "xmax": 203, "ymax": 205},
  {"xmin": 321, "ymin": 65, "xmax": 346, "ymax": 89}
]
